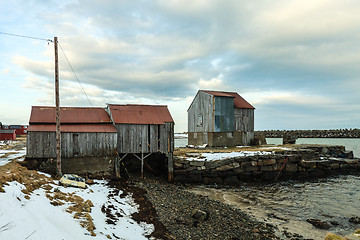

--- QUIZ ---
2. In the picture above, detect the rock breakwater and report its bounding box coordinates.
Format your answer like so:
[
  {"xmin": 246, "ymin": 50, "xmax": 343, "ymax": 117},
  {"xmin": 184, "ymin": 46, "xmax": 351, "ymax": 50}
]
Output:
[
  {"xmin": 174, "ymin": 145, "xmax": 360, "ymax": 184},
  {"xmin": 256, "ymin": 129, "xmax": 360, "ymax": 138}
]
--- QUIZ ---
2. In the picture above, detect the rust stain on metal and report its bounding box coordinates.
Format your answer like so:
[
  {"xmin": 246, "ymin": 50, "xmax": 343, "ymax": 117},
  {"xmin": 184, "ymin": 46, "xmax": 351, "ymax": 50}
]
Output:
[
  {"xmin": 28, "ymin": 106, "xmax": 117, "ymax": 133},
  {"xmin": 108, "ymin": 104, "xmax": 174, "ymax": 125},
  {"xmin": 201, "ymin": 90, "xmax": 255, "ymax": 109},
  {"xmin": 28, "ymin": 124, "xmax": 117, "ymax": 133},
  {"xmin": 29, "ymin": 106, "xmax": 113, "ymax": 123}
]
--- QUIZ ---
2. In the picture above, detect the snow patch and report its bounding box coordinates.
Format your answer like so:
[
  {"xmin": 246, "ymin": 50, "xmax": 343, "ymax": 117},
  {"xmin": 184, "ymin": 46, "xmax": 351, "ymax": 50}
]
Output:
[
  {"xmin": 0, "ymin": 180, "xmax": 154, "ymax": 239},
  {"xmin": 185, "ymin": 151, "xmax": 273, "ymax": 161}
]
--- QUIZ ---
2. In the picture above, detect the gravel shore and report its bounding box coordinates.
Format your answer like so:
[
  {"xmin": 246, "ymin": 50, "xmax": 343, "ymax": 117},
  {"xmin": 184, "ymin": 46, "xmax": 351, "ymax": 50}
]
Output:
[{"xmin": 128, "ymin": 176, "xmax": 279, "ymax": 240}]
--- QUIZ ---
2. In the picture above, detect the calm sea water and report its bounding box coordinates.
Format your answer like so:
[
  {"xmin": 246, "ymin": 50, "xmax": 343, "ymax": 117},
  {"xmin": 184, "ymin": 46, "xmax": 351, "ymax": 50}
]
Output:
[
  {"xmin": 179, "ymin": 137, "xmax": 360, "ymax": 239},
  {"xmin": 266, "ymin": 138, "xmax": 360, "ymax": 158},
  {"xmin": 191, "ymin": 175, "xmax": 360, "ymax": 240},
  {"xmin": 176, "ymin": 137, "xmax": 360, "ymax": 158}
]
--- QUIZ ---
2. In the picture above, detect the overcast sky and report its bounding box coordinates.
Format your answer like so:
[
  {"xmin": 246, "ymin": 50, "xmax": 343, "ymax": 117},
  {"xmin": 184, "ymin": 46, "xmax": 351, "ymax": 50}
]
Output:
[{"xmin": 1, "ymin": 0, "xmax": 359, "ymax": 132}]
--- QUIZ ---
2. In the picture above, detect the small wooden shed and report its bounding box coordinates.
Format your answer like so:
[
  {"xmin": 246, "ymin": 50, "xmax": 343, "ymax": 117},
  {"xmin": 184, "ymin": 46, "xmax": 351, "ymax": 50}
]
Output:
[
  {"xmin": 106, "ymin": 104, "xmax": 174, "ymax": 181},
  {"xmin": 0, "ymin": 129, "xmax": 16, "ymax": 141},
  {"xmin": 26, "ymin": 106, "xmax": 117, "ymax": 175},
  {"xmin": 188, "ymin": 90, "xmax": 255, "ymax": 147}
]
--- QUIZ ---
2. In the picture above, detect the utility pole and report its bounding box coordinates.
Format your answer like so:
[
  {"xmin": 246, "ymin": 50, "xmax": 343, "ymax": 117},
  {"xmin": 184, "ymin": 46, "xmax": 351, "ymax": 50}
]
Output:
[{"xmin": 54, "ymin": 36, "xmax": 62, "ymax": 177}]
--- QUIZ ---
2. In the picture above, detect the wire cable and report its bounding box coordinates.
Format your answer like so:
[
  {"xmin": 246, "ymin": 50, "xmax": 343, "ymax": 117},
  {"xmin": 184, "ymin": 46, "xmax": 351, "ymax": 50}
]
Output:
[
  {"xmin": 57, "ymin": 41, "xmax": 93, "ymax": 106},
  {"xmin": 0, "ymin": 31, "xmax": 52, "ymax": 42},
  {"xmin": 0, "ymin": 32, "xmax": 95, "ymax": 108}
]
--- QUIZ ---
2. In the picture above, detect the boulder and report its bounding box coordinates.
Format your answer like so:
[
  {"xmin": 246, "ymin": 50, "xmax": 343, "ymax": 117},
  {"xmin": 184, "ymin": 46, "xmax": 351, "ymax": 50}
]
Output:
[
  {"xmin": 300, "ymin": 160, "xmax": 316, "ymax": 168},
  {"xmin": 324, "ymin": 233, "xmax": 345, "ymax": 240},
  {"xmin": 350, "ymin": 217, "xmax": 360, "ymax": 224},
  {"xmin": 216, "ymin": 164, "xmax": 235, "ymax": 172},
  {"xmin": 285, "ymin": 164, "xmax": 298, "ymax": 172},
  {"xmin": 345, "ymin": 151, "xmax": 354, "ymax": 159},
  {"xmin": 261, "ymin": 165, "xmax": 274, "ymax": 172},
  {"xmin": 306, "ymin": 218, "xmax": 331, "ymax": 229},
  {"xmin": 283, "ymin": 134, "xmax": 297, "ymax": 144},
  {"xmin": 322, "ymin": 147, "xmax": 330, "ymax": 155},
  {"xmin": 189, "ymin": 161, "xmax": 205, "ymax": 167},
  {"xmin": 191, "ymin": 209, "xmax": 209, "ymax": 221},
  {"xmin": 85, "ymin": 179, "xmax": 94, "ymax": 185},
  {"xmin": 203, "ymin": 177, "xmax": 222, "ymax": 185},
  {"xmin": 262, "ymin": 159, "xmax": 276, "ymax": 166},
  {"xmin": 185, "ymin": 153, "xmax": 201, "ymax": 157}
]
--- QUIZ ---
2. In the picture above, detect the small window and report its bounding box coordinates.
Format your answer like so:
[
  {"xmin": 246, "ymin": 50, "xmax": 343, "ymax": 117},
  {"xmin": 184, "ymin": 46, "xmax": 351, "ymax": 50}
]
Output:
[
  {"xmin": 227, "ymin": 132, "xmax": 233, "ymax": 138},
  {"xmin": 196, "ymin": 114, "xmax": 203, "ymax": 127}
]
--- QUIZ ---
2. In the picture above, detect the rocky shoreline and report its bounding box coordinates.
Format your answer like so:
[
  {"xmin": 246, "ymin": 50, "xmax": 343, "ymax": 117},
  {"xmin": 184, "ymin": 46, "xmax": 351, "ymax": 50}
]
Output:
[{"xmin": 126, "ymin": 175, "xmax": 280, "ymax": 240}]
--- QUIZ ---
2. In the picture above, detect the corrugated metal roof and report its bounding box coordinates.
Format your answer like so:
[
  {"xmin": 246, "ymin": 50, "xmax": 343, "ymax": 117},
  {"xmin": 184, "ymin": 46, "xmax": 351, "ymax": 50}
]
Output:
[
  {"xmin": 27, "ymin": 124, "xmax": 117, "ymax": 133},
  {"xmin": 108, "ymin": 104, "xmax": 174, "ymax": 124},
  {"xmin": 0, "ymin": 129, "xmax": 16, "ymax": 134},
  {"xmin": 29, "ymin": 106, "xmax": 112, "ymax": 124},
  {"xmin": 201, "ymin": 90, "xmax": 255, "ymax": 109}
]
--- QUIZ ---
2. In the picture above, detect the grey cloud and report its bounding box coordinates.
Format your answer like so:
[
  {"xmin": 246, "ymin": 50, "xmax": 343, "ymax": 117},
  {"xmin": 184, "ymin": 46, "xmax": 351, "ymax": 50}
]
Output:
[{"xmin": 7, "ymin": 0, "xmax": 360, "ymax": 130}]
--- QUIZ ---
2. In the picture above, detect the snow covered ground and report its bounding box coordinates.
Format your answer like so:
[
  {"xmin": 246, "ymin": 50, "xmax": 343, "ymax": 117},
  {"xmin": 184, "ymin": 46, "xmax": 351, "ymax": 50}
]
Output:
[
  {"xmin": 0, "ymin": 143, "xmax": 155, "ymax": 240},
  {"xmin": 0, "ymin": 148, "xmax": 26, "ymax": 166},
  {"xmin": 0, "ymin": 180, "xmax": 154, "ymax": 240}
]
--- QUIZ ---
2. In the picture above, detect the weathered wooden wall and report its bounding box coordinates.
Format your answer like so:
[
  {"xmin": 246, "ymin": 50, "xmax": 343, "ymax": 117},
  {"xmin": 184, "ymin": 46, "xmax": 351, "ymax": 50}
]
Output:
[
  {"xmin": 27, "ymin": 132, "xmax": 117, "ymax": 158},
  {"xmin": 234, "ymin": 108, "xmax": 254, "ymax": 132},
  {"xmin": 116, "ymin": 122, "xmax": 174, "ymax": 154},
  {"xmin": 188, "ymin": 91, "xmax": 214, "ymax": 133}
]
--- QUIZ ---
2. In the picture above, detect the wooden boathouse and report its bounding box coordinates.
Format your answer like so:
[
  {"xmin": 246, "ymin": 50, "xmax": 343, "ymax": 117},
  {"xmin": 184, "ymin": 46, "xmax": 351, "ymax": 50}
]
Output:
[
  {"xmin": 26, "ymin": 106, "xmax": 117, "ymax": 175},
  {"xmin": 106, "ymin": 104, "xmax": 175, "ymax": 181},
  {"xmin": 188, "ymin": 90, "xmax": 255, "ymax": 147}
]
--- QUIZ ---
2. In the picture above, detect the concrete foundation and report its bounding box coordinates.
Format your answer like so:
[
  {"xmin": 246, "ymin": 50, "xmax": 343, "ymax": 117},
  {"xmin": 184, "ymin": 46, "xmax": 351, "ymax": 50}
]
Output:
[
  {"xmin": 24, "ymin": 156, "xmax": 116, "ymax": 177},
  {"xmin": 188, "ymin": 131, "xmax": 254, "ymax": 147}
]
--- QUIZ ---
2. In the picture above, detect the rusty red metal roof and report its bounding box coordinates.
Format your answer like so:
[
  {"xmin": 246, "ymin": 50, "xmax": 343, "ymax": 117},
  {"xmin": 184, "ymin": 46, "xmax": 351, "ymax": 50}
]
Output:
[
  {"xmin": 29, "ymin": 106, "xmax": 113, "ymax": 124},
  {"xmin": 108, "ymin": 104, "xmax": 174, "ymax": 124},
  {"xmin": 28, "ymin": 106, "xmax": 117, "ymax": 133},
  {"xmin": 201, "ymin": 90, "xmax": 255, "ymax": 109},
  {"xmin": 27, "ymin": 124, "xmax": 117, "ymax": 133}
]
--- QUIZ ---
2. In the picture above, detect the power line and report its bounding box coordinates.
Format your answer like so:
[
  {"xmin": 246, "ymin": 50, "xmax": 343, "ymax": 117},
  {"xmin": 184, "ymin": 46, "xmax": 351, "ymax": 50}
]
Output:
[
  {"xmin": 0, "ymin": 31, "xmax": 52, "ymax": 42},
  {"xmin": 0, "ymin": 31, "xmax": 94, "ymax": 107},
  {"xmin": 58, "ymin": 41, "xmax": 93, "ymax": 106}
]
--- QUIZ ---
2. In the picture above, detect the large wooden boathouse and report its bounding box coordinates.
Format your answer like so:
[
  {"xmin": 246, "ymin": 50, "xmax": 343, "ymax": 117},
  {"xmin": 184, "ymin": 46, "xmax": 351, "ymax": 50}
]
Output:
[
  {"xmin": 106, "ymin": 104, "xmax": 175, "ymax": 181},
  {"xmin": 26, "ymin": 106, "xmax": 117, "ymax": 175},
  {"xmin": 188, "ymin": 90, "xmax": 255, "ymax": 147}
]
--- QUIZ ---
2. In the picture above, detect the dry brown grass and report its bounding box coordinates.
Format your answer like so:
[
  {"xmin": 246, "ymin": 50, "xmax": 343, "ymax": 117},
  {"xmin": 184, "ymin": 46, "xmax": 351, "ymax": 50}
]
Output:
[{"xmin": 0, "ymin": 155, "xmax": 96, "ymax": 236}]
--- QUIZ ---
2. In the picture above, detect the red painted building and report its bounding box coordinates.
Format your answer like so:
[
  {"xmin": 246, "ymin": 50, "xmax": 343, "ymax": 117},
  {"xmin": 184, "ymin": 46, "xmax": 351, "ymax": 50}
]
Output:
[
  {"xmin": 9, "ymin": 125, "xmax": 28, "ymax": 135},
  {"xmin": 0, "ymin": 129, "xmax": 16, "ymax": 141}
]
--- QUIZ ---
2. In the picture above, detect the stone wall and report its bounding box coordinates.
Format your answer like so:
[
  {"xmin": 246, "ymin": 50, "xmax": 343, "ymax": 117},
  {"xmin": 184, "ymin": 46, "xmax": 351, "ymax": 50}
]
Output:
[
  {"xmin": 23, "ymin": 156, "xmax": 116, "ymax": 178},
  {"xmin": 173, "ymin": 146, "xmax": 360, "ymax": 184},
  {"xmin": 256, "ymin": 129, "xmax": 360, "ymax": 138}
]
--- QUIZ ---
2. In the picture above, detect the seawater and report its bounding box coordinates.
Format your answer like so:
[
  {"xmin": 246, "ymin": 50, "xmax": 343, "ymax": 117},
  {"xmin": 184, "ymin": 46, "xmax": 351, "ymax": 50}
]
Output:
[
  {"xmin": 178, "ymin": 137, "xmax": 360, "ymax": 239},
  {"xmin": 267, "ymin": 138, "xmax": 360, "ymax": 158},
  {"xmin": 190, "ymin": 175, "xmax": 360, "ymax": 240}
]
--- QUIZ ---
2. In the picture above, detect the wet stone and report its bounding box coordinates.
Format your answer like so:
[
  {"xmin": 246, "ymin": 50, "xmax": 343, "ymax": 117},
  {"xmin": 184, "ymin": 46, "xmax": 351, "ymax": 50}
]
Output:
[
  {"xmin": 262, "ymin": 159, "xmax": 276, "ymax": 166},
  {"xmin": 285, "ymin": 164, "xmax": 298, "ymax": 172},
  {"xmin": 216, "ymin": 164, "xmax": 235, "ymax": 172},
  {"xmin": 261, "ymin": 166, "xmax": 274, "ymax": 172},
  {"xmin": 190, "ymin": 161, "xmax": 205, "ymax": 167},
  {"xmin": 191, "ymin": 209, "xmax": 209, "ymax": 221},
  {"xmin": 306, "ymin": 218, "xmax": 331, "ymax": 229},
  {"xmin": 300, "ymin": 160, "xmax": 316, "ymax": 168},
  {"xmin": 203, "ymin": 177, "xmax": 222, "ymax": 185}
]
